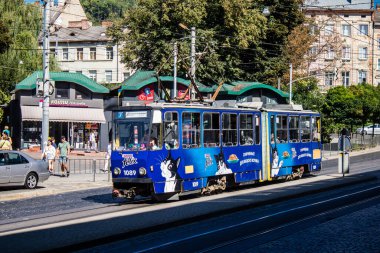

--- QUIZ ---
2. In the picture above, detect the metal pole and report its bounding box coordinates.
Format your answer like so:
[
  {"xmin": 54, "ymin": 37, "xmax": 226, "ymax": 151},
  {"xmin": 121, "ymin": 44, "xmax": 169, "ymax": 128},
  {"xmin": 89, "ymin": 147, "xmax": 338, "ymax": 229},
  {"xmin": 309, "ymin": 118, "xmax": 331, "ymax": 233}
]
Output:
[
  {"xmin": 289, "ymin": 63, "xmax": 293, "ymax": 104},
  {"xmin": 191, "ymin": 27, "xmax": 196, "ymax": 99},
  {"xmin": 42, "ymin": 0, "xmax": 51, "ymax": 152},
  {"xmin": 173, "ymin": 42, "xmax": 178, "ymax": 99}
]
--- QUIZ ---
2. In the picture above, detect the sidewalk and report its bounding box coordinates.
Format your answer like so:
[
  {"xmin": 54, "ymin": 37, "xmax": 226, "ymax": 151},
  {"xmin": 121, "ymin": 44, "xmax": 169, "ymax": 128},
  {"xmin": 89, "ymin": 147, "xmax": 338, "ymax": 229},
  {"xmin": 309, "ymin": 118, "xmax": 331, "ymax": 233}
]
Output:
[
  {"xmin": 1, "ymin": 145, "xmax": 379, "ymax": 202},
  {"xmin": 22, "ymin": 149, "xmax": 107, "ymax": 160}
]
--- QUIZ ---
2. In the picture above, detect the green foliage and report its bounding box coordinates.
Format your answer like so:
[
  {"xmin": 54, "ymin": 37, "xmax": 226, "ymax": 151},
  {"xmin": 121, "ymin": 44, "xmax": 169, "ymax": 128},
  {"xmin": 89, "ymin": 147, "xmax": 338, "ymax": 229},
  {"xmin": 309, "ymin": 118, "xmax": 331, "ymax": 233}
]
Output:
[
  {"xmin": 0, "ymin": 20, "xmax": 12, "ymax": 53},
  {"xmin": 0, "ymin": 1, "xmax": 60, "ymax": 119},
  {"xmin": 292, "ymin": 77, "xmax": 324, "ymax": 112},
  {"xmin": 108, "ymin": 0, "xmax": 305, "ymax": 85},
  {"xmin": 81, "ymin": 0, "xmax": 135, "ymax": 24}
]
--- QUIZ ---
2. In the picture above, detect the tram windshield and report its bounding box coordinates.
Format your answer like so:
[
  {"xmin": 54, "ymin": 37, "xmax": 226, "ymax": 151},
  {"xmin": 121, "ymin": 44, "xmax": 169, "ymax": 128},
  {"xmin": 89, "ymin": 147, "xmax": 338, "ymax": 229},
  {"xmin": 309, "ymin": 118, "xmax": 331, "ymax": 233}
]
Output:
[{"xmin": 114, "ymin": 110, "xmax": 162, "ymax": 151}]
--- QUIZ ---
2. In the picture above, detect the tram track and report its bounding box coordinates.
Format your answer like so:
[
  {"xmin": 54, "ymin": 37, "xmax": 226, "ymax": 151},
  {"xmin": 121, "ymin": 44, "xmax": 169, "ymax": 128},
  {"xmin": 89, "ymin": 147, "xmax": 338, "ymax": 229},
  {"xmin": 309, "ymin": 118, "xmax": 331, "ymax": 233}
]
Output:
[{"xmin": 98, "ymin": 182, "xmax": 380, "ymax": 253}]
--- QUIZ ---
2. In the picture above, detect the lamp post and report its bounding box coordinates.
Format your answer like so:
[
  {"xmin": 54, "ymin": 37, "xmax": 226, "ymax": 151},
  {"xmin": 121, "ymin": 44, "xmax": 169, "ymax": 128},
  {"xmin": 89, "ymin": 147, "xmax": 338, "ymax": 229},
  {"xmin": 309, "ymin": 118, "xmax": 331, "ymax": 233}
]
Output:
[{"xmin": 42, "ymin": 0, "xmax": 51, "ymax": 151}]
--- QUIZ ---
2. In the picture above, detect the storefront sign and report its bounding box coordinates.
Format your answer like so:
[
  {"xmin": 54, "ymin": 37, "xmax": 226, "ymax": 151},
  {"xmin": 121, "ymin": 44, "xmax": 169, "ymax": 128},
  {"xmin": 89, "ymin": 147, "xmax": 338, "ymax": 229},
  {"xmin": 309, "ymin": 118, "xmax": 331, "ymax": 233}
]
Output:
[
  {"xmin": 138, "ymin": 85, "xmax": 154, "ymax": 101},
  {"xmin": 50, "ymin": 99, "xmax": 88, "ymax": 108}
]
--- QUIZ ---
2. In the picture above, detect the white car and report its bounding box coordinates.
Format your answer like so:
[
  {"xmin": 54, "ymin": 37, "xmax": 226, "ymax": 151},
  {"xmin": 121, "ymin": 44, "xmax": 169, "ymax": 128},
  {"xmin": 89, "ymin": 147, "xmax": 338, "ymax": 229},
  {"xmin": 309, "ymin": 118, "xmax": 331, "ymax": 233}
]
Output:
[{"xmin": 356, "ymin": 124, "xmax": 380, "ymax": 135}]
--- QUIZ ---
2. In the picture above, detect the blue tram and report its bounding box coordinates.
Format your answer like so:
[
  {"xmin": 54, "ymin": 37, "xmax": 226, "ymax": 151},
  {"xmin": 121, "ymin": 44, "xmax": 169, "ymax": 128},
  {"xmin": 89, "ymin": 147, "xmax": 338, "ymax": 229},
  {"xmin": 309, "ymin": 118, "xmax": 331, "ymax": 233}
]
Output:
[{"xmin": 110, "ymin": 102, "xmax": 322, "ymax": 200}]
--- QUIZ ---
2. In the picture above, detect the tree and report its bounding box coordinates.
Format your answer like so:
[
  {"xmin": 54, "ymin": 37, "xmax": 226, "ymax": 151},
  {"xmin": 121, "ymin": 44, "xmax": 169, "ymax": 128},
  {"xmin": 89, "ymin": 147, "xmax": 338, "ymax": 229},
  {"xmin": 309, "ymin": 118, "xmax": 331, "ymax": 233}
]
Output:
[
  {"xmin": 350, "ymin": 84, "xmax": 378, "ymax": 136},
  {"xmin": 0, "ymin": 20, "xmax": 12, "ymax": 54},
  {"xmin": 292, "ymin": 77, "xmax": 324, "ymax": 111},
  {"xmin": 322, "ymin": 86, "xmax": 360, "ymax": 135},
  {"xmin": 108, "ymin": 0, "xmax": 305, "ymax": 85},
  {"xmin": 81, "ymin": 0, "xmax": 135, "ymax": 24}
]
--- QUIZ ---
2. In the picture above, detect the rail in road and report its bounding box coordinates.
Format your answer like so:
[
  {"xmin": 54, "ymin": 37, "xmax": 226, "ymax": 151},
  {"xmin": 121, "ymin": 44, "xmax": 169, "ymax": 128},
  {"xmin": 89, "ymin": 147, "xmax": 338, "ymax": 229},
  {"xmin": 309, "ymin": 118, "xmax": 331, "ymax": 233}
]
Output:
[
  {"xmin": 78, "ymin": 180, "xmax": 380, "ymax": 253},
  {"xmin": 1, "ymin": 151, "xmax": 380, "ymax": 252}
]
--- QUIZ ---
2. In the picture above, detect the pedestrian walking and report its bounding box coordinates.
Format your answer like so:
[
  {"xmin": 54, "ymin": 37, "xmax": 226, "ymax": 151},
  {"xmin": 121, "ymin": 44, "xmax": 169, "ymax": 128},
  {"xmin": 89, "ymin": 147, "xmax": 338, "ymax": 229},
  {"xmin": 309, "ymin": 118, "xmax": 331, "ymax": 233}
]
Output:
[
  {"xmin": 0, "ymin": 131, "xmax": 12, "ymax": 150},
  {"xmin": 2, "ymin": 126, "xmax": 12, "ymax": 145},
  {"xmin": 102, "ymin": 141, "xmax": 112, "ymax": 172},
  {"xmin": 51, "ymin": 137, "xmax": 57, "ymax": 148},
  {"xmin": 42, "ymin": 139, "xmax": 56, "ymax": 174},
  {"xmin": 56, "ymin": 136, "xmax": 70, "ymax": 177}
]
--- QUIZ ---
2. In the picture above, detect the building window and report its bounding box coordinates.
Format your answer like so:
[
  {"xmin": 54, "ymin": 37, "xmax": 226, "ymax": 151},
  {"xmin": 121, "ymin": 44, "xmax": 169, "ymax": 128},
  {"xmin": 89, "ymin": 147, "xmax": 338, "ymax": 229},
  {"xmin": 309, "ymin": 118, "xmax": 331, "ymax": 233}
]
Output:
[
  {"xmin": 325, "ymin": 72, "xmax": 334, "ymax": 86},
  {"xmin": 378, "ymin": 59, "xmax": 380, "ymax": 70},
  {"xmin": 50, "ymin": 48, "xmax": 56, "ymax": 58},
  {"xmin": 309, "ymin": 46, "xmax": 317, "ymax": 56},
  {"xmin": 106, "ymin": 47, "xmax": 113, "ymax": 60},
  {"xmin": 342, "ymin": 24, "xmax": 351, "ymax": 36},
  {"xmin": 325, "ymin": 47, "xmax": 334, "ymax": 60},
  {"xmin": 359, "ymin": 24, "xmax": 368, "ymax": 35},
  {"xmin": 358, "ymin": 70, "xmax": 367, "ymax": 84},
  {"xmin": 55, "ymin": 83, "xmax": 69, "ymax": 99},
  {"xmin": 89, "ymin": 70, "xmax": 97, "ymax": 81},
  {"xmin": 76, "ymin": 71, "xmax": 82, "ymax": 74},
  {"xmin": 77, "ymin": 48, "xmax": 83, "ymax": 60},
  {"xmin": 105, "ymin": 70, "xmax": 112, "ymax": 82},
  {"xmin": 359, "ymin": 47, "xmax": 368, "ymax": 60},
  {"xmin": 123, "ymin": 72, "xmax": 131, "ymax": 80},
  {"xmin": 325, "ymin": 24, "xmax": 334, "ymax": 36},
  {"xmin": 75, "ymin": 86, "xmax": 91, "ymax": 100},
  {"xmin": 342, "ymin": 46, "xmax": 351, "ymax": 60},
  {"xmin": 342, "ymin": 71, "xmax": 350, "ymax": 86},
  {"xmin": 62, "ymin": 48, "xmax": 68, "ymax": 60},
  {"xmin": 90, "ymin": 48, "xmax": 96, "ymax": 60},
  {"xmin": 309, "ymin": 25, "xmax": 317, "ymax": 35},
  {"xmin": 378, "ymin": 38, "xmax": 380, "ymax": 50}
]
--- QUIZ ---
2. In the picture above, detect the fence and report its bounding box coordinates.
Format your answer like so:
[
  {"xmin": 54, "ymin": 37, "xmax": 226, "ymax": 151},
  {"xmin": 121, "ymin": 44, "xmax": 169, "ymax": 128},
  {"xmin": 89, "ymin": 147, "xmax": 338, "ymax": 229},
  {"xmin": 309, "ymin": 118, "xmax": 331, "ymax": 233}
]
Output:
[
  {"xmin": 322, "ymin": 134, "xmax": 380, "ymax": 156},
  {"xmin": 48, "ymin": 158, "xmax": 111, "ymax": 181}
]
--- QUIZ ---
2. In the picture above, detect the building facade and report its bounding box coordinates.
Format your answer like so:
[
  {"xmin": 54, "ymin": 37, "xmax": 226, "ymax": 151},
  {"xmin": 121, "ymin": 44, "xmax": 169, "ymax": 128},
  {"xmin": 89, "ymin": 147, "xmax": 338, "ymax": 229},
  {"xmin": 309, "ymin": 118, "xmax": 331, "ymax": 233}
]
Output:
[
  {"xmin": 304, "ymin": 0, "xmax": 376, "ymax": 91},
  {"xmin": 41, "ymin": 0, "xmax": 132, "ymax": 84},
  {"xmin": 10, "ymin": 72, "xmax": 109, "ymax": 150}
]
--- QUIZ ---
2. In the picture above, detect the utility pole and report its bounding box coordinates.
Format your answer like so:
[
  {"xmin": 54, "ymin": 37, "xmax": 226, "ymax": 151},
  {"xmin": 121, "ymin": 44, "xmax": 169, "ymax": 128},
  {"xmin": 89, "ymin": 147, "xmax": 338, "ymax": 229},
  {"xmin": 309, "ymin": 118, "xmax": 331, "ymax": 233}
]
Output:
[
  {"xmin": 42, "ymin": 0, "xmax": 51, "ymax": 151},
  {"xmin": 173, "ymin": 42, "xmax": 178, "ymax": 99},
  {"xmin": 190, "ymin": 27, "xmax": 196, "ymax": 99},
  {"xmin": 289, "ymin": 63, "xmax": 293, "ymax": 104}
]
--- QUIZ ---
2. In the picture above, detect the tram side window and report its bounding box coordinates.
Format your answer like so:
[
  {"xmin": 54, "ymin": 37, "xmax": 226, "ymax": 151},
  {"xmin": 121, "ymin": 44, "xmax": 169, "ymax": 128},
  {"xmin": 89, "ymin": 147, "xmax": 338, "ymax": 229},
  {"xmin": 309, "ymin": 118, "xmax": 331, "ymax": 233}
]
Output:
[
  {"xmin": 289, "ymin": 116, "xmax": 300, "ymax": 143},
  {"xmin": 312, "ymin": 116, "xmax": 321, "ymax": 142},
  {"xmin": 239, "ymin": 113, "xmax": 254, "ymax": 146},
  {"xmin": 300, "ymin": 116, "xmax": 311, "ymax": 142},
  {"xmin": 276, "ymin": 115, "xmax": 288, "ymax": 143},
  {"xmin": 164, "ymin": 112, "xmax": 179, "ymax": 149},
  {"xmin": 270, "ymin": 115, "xmax": 277, "ymax": 144},
  {"xmin": 203, "ymin": 113, "xmax": 220, "ymax": 147},
  {"xmin": 255, "ymin": 115, "xmax": 261, "ymax": 144},
  {"xmin": 182, "ymin": 112, "xmax": 201, "ymax": 148},
  {"xmin": 222, "ymin": 113, "xmax": 237, "ymax": 146}
]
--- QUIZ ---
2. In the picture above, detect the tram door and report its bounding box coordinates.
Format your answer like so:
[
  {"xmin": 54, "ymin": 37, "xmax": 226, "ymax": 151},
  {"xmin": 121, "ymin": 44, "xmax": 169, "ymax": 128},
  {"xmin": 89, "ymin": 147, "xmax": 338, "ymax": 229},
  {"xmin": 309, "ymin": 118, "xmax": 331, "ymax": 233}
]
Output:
[{"xmin": 269, "ymin": 114, "xmax": 288, "ymax": 177}]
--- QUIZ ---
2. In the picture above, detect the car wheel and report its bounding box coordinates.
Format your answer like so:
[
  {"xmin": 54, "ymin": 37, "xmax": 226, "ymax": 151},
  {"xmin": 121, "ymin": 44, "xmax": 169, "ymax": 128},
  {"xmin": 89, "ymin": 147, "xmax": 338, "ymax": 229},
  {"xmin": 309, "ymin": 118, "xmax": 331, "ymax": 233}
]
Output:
[{"xmin": 25, "ymin": 172, "xmax": 38, "ymax": 189}]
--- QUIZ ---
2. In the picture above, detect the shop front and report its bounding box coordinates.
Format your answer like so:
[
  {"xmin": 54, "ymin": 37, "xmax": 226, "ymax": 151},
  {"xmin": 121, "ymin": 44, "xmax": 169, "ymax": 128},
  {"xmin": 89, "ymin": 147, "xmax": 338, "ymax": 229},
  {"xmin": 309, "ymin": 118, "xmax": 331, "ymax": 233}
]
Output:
[{"xmin": 11, "ymin": 71, "xmax": 109, "ymax": 150}]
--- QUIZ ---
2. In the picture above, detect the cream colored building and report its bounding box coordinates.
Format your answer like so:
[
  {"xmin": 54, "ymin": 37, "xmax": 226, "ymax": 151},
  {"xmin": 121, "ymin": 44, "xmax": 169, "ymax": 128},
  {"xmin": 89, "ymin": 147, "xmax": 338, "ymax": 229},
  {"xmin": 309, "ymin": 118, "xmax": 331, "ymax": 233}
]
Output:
[
  {"xmin": 304, "ymin": 0, "xmax": 375, "ymax": 91},
  {"xmin": 40, "ymin": 0, "xmax": 132, "ymax": 84}
]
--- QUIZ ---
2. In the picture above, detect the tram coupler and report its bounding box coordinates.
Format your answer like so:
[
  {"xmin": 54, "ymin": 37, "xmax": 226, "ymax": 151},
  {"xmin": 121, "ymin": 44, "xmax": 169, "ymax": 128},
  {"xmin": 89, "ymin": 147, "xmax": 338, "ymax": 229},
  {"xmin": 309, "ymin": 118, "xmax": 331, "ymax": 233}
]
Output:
[{"xmin": 125, "ymin": 187, "xmax": 136, "ymax": 199}]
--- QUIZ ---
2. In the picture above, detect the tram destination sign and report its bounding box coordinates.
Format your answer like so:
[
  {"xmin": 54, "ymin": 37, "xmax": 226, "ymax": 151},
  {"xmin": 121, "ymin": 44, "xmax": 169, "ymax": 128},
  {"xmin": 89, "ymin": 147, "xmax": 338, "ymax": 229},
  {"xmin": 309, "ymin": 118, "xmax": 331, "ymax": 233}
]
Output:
[{"xmin": 117, "ymin": 111, "xmax": 148, "ymax": 119}]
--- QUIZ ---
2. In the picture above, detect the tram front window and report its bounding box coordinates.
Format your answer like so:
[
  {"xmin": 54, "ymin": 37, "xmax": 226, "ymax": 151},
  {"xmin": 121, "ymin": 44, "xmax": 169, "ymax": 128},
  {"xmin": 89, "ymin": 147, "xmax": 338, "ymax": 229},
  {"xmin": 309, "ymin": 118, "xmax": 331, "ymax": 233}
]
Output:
[{"xmin": 114, "ymin": 120, "xmax": 150, "ymax": 150}]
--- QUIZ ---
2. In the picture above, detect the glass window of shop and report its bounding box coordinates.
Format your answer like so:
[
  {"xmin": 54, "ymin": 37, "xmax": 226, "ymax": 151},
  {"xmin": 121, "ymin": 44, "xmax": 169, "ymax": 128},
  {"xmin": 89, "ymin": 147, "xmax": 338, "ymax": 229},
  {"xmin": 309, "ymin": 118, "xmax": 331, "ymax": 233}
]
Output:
[
  {"xmin": 55, "ymin": 83, "xmax": 70, "ymax": 99},
  {"xmin": 22, "ymin": 122, "xmax": 42, "ymax": 148},
  {"xmin": 72, "ymin": 123, "xmax": 99, "ymax": 150},
  {"xmin": 75, "ymin": 86, "xmax": 91, "ymax": 100}
]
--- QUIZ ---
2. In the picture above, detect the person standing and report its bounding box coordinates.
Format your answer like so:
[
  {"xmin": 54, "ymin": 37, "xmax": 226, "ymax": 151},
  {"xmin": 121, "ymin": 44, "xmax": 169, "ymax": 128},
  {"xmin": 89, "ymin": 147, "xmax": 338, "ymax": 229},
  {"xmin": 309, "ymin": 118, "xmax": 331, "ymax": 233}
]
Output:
[
  {"xmin": 102, "ymin": 141, "xmax": 112, "ymax": 172},
  {"xmin": 56, "ymin": 136, "xmax": 70, "ymax": 177},
  {"xmin": 42, "ymin": 139, "xmax": 56, "ymax": 174},
  {"xmin": 89, "ymin": 130, "xmax": 98, "ymax": 152},
  {"xmin": 0, "ymin": 131, "xmax": 12, "ymax": 150}
]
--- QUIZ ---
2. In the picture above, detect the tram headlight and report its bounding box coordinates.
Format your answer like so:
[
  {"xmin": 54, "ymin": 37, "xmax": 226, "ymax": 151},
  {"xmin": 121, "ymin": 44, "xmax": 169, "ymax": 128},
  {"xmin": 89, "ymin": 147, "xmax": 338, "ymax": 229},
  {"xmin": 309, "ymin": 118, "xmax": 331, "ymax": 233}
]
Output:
[
  {"xmin": 114, "ymin": 167, "xmax": 121, "ymax": 175},
  {"xmin": 139, "ymin": 167, "xmax": 147, "ymax": 176}
]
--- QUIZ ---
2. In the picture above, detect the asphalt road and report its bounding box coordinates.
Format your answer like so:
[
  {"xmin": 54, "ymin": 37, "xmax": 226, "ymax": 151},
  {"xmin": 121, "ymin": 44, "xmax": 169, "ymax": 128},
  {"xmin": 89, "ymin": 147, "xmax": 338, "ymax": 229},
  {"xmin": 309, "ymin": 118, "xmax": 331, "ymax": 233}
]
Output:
[
  {"xmin": 1, "ymin": 151, "xmax": 380, "ymax": 223},
  {"xmin": 77, "ymin": 177, "xmax": 380, "ymax": 253}
]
